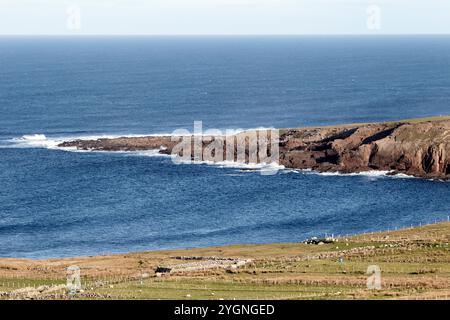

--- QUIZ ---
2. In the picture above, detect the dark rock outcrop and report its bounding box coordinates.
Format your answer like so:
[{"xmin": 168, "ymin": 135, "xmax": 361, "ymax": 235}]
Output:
[{"xmin": 58, "ymin": 117, "xmax": 450, "ymax": 179}]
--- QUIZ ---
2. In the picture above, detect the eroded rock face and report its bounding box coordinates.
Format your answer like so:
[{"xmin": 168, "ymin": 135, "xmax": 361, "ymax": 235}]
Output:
[
  {"xmin": 58, "ymin": 136, "xmax": 177, "ymax": 154},
  {"xmin": 279, "ymin": 119, "xmax": 450, "ymax": 178},
  {"xmin": 58, "ymin": 118, "xmax": 450, "ymax": 179}
]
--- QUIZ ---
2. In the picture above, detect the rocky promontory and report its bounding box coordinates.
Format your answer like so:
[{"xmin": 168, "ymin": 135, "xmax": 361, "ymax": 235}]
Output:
[{"xmin": 58, "ymin": 117, "xmax": 450, "ymax": 179}]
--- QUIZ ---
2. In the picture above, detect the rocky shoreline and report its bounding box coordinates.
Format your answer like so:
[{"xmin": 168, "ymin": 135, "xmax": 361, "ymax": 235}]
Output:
[{"xmin": 58, "ymin": 117, "xmax": 450, "ymax": 180}]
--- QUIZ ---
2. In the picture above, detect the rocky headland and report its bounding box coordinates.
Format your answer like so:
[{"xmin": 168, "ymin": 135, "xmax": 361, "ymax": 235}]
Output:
[{"xmin": 58, "ymin": 117, "xmax": 450, "ymax": 179}]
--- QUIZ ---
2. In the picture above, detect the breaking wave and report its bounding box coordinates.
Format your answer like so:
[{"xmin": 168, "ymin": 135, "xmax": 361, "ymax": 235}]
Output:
[
  {"xmin": 6, "ymin": 134, "xmax": 62, "ymax": 149},
  {"xmin": 2, "ymin": 126, "xmax": 277, "ymax": 150},
  {"xmin": 0, "ymin": 133, "xmax": 435, "ymax": 179},
  {"xmin": 170, "ymin": 158, "xmax": 285, "ymax": 174},
  {"xmin": 284, "ymin": 168, "xmax": 416, "ymax": 179}
]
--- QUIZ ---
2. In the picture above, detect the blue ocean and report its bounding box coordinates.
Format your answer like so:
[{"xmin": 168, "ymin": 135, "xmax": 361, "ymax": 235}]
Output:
[{"xmin": 0, "ymin": 36, "xmax": 449, "ymax": 258}]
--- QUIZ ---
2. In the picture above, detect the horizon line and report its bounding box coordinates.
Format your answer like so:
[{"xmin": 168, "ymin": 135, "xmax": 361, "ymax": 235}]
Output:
[{"xmin": 1, "ymin": 33, "xmax": 450, "ymax": 37}]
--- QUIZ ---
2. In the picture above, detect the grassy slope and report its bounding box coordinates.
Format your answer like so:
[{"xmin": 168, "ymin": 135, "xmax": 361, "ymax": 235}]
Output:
[
  {"xmin": 0, "ymin": 222, "xmax": 449, "ymax": 300},
  {"xmin": 278, "ymin": 115, "xmax": 450, "ymax": 135}
]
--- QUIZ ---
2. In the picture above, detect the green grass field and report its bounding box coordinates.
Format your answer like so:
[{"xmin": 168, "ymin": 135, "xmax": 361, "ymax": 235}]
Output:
[{"xmin": 1, "ymin": 222, "xmax": 449, "ymax": 300}]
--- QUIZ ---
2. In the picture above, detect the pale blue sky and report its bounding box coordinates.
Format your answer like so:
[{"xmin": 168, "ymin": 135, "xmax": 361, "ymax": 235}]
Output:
[{"xmin": 0, "ymin": 0, "xmax": 449, "ymax": 35}]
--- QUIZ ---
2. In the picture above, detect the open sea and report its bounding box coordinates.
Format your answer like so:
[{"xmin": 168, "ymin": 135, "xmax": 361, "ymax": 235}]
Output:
[{"xmin": 0, "ymin": 36, "xmax": 449, "ymax": 258}]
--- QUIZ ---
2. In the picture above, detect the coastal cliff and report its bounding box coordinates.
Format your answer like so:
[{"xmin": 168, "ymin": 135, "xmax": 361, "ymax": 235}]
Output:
[{"xmin": 59, "ymin": 117, "xmax": 450, "ymax": 179}]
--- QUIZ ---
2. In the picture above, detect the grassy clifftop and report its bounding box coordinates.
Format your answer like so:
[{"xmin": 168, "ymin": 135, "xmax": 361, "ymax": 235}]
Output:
[{"xmin": 0, "ymin": 222, "xmax": 449, "ymax": 300}]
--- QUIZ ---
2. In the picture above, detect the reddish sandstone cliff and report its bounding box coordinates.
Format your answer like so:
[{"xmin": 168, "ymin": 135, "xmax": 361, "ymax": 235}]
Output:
[
  {"xmin": 278, "ymin": 119, "xmax": 450, "ymax": 178},
  {"xmin": 59, "ymin": 117, "xmax": 450, "ymax": 179}
]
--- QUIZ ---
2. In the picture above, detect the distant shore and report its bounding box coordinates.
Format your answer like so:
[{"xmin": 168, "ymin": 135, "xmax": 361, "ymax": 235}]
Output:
[{"xmin": 59, "ymin": 116, "xmax": 450, "ymax": 180}]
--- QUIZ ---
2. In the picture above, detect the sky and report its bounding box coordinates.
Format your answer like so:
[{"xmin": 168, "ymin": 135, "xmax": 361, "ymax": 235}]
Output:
[{"xmin": 0, "ymin": 0, "xmax": 449, "ymax": 35}]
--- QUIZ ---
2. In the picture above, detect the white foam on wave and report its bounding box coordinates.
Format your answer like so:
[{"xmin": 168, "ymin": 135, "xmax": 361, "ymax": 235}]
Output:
[
  {"xmin": 0, "ymin": 134, "xmax": 169, "ymax": 157},
  {"xmin": 8, "ymin": 134, "xmax": 62, "ymax": 149},
  {"xmin": 216, "ymin": 161, "xmax": 284, "ymax": 171},
  {"xmin": 2, "ymin": 126, "xmax": 278, "ymax": 150},
  {"xmin": 2, "ymin": 132, "xmax": 441, "ymax": 181},
  {"xmin": 392, "ymin": 173, "xmax": 417, "ymax": 179},
  {"xmin": 172, "ymin": 157, "xmax": 285, "ymax": 173},
  {"xmin": 3, "ymin": 133, "xmax": 157, "ymax": 150},
  {"xmin": 317, "ymin": 170, "xmax": 392, "ymax": 177},
  {"xmin": 21, "ymin": 134, "xmax": 47, "ymax": 141},
  {"xmin": 129, "ymin": 149, "xmax": 170, "ymax": 158},
  {"xmin": 284, "ymin": 168, "xmax": 417, "ymax": 179}
]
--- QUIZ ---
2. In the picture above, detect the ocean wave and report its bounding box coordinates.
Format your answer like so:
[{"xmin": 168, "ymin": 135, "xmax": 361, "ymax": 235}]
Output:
[
  {"xmin": 0, "ymin": 134, "xmax": 167, "ymax": 157},
  {"xmin": 315, "ymin": 170, "xmax": 392, "ymax": 177},
  {"xmin": 128, "ymin": 149, "xmax": 170, "ymax": 157},
  {"xmin": 173, "ymin": 158, "xmax": 285, "ymax": 174},
  {"xmin": 1, "ymin": 133, "xmax": 161, "ymax": 150},
  {"xmin": 6, "ymin": 134, "xmax": 62, "ymax": 149},
  {"xmin": 0, "ymin": 133, "xmax": 435, "ymax": 180},
  {"xmin": 2, "ymin": 127, "xmax": 278, "ymax": 149},
  {"xmin": 284, "ymin": 169, "xmax": 417, "ymax": 179},
  {"xmin": 21, "ymin": 134, "xmax": 47, "ymax": 141}
]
